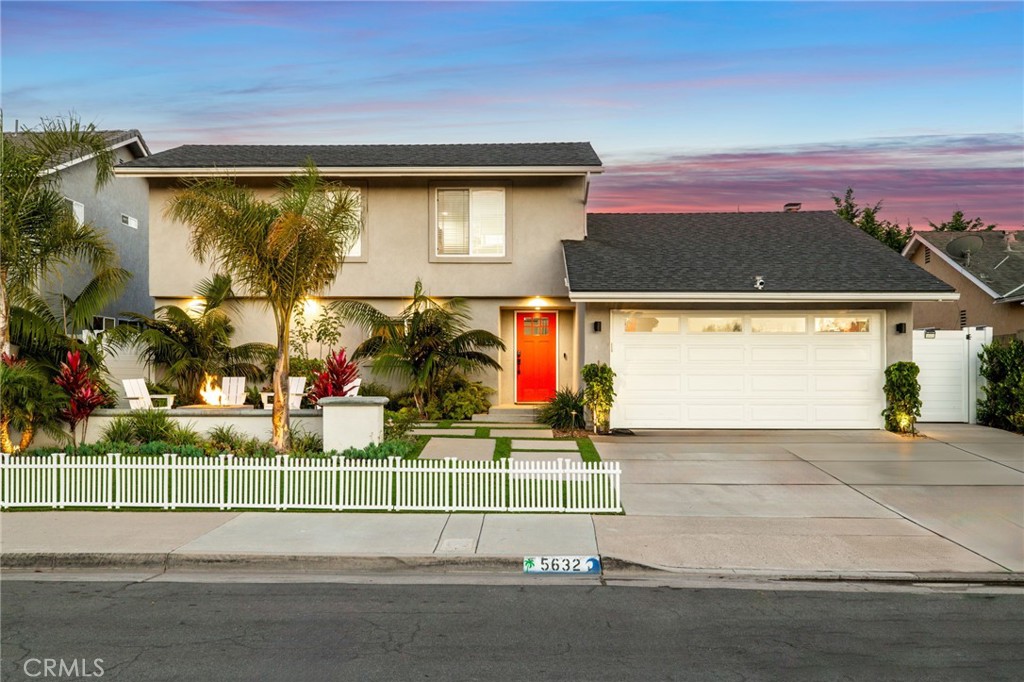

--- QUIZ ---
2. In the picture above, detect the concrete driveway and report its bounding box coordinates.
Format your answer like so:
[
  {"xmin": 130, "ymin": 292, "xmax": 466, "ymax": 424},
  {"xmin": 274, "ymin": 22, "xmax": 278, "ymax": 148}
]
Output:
[{"xmin": 592, "ymin": 424, "xmax": 1023, "ymax": 574}]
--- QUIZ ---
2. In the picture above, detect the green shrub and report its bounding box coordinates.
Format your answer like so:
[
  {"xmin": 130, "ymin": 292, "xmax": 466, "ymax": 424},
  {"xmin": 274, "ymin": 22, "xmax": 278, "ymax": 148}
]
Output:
[
  {"xmin": 581, "ymin": 362, "xmax": 616, "ymax": 433},
  {"xmin": 437, "ymin": 382, "xmax": 492, "ymax": 420},
  {"xmin": 536, "ymin": 387, "xmax": 586, "ymax": 430},
  {"xmin": 342, "ymin": 440, "xmax": 417, "ymax": 460},
  {"xmin": 206, "ymin": 425, "xmax": 245, "ymax": 453},
  {"xmin": 882, "ymin": 361, "xmax": 922, "ymax": 434},
  {"xmin": 101, "ymin": 416, "xmax": 137, "ymax": 443},
  {"xmin": 977, "ymin": 339, "xmax": 1024, "ymax": 433},
  {"xmin": 384, "ymin": 408, "xmax": 419, "ymax": 441},
  {"xmin": 291, "ymin": 428, "xmax": 324, "ymax": 454}
]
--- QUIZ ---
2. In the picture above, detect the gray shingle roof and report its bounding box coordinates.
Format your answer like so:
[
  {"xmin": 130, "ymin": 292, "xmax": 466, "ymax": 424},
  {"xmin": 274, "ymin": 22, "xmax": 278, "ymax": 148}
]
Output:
[
  {"xmin": 912, "ymin": 230, "xmax": 1024, "ymax": 299},
  {"xmin": 563, "ymin": 212, "xmax": 955, "ymax": 294},
  {"xmin": 120, "ymin": 142, "xmax": 601, "ymax": 169},
  {"xmin": 4, "ymin": 129, "xmax": 149, "ymax": 167}
]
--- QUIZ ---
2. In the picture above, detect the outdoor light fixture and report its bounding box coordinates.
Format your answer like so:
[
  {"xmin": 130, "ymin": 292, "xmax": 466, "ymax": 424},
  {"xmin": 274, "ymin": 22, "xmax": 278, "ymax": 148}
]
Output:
[
  {"xmin": 593, "ymin": 321, "xmax": 602, "ymax": 333},
  {"xmin": 895, "ymin": 323, "xmax": 907, "ymax": 334}
]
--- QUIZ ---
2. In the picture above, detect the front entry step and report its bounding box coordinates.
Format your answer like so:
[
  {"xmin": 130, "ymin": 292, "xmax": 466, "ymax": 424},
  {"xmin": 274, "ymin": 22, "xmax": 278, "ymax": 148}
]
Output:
[{"xmin": 472, "ymin": 405, "xmax": 539, "ymax": 423}]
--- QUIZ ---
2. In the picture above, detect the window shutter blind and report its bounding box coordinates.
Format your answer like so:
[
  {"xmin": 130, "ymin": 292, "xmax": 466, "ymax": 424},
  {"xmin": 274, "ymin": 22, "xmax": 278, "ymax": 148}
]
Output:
[{"xmin": 437, "ymin": 190, "xmax": 470, "ymax": 255}]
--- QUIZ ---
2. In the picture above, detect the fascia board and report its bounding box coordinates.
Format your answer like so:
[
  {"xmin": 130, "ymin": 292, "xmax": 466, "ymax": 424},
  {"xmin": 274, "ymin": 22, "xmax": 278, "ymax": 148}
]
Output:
[
  {"xmin": 917, "ymin": 238, "xmax": 1003, "ymax": 300},
  {"xmin": 567, "ymin": 291, "xmax": 961, "ymax": 303},
  {"xmin": 42, "ymin": 136, "xmax": 149, "ymax": 175},
  {"xmin": 114, "ymin": 165, "xmax": 604, "ymax": 178}
]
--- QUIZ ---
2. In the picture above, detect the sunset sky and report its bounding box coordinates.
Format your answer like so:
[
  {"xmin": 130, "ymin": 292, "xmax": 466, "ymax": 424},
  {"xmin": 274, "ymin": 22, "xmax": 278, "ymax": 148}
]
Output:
[{"xmin": 3, "ymin": 1, "xmax": 1021, "ymax": 227}]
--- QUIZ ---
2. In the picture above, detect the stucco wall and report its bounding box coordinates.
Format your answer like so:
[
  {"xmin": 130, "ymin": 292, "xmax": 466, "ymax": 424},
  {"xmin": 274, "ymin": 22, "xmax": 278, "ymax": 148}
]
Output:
[
  {"xmin": 152, "ymin": 295, "xmax": 577, "ymax": 406},
  {"xmin": 55, "ymin": 146, "xmax": 153, "ymax": 320},
  {"xmin": 908, "ymin": 246, "xmax": 1024, "ymax": 337},
  {"xmin": 147, "ymin": 175, "xmax": 587, "ymax": 300}
]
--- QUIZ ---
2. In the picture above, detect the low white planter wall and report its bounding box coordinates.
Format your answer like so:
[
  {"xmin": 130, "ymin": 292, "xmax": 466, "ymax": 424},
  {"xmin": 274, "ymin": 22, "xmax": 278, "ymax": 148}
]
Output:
[
  {"xmin": 318, "ymin": 396, "xmax": 388, "ymax": 452},
  {"xmin": 85, "ymin": 408, "xmax": 323, "ymax": 444}
]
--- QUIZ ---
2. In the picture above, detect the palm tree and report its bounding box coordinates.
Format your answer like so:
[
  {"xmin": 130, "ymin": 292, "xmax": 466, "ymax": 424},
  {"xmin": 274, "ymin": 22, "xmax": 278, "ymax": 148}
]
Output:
[
  {"xmin": 0, "ymin": 354, "xmax": 67, "ymax": 452},
  {"xmin": 166, "ymin": 164, "xmax": 361, "ymax": 451},
  {"xmin": 1, "ymin": 115, "xmax": 122, "ymax": 357},
  {"xmin": 107, "ymin": 274, "xmax": 276, "ymax": 405},
  {"xmin": 338, "ymin": 279, "xmax": 505, "ymax": 416}
]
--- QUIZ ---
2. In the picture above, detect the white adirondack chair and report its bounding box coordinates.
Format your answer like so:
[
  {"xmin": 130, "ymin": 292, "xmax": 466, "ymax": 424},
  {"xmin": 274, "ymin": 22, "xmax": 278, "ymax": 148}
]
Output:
[
  {"xmin": 122, "ymin": 378, "xmax": 175, "ymax": 410},
  {"xmin": 221, "ymin": 377, "xmax": 246, "ymax": 406},
  {"xmin": 261, "ymin": 376, "xmax": 307, "ymax": 410}
]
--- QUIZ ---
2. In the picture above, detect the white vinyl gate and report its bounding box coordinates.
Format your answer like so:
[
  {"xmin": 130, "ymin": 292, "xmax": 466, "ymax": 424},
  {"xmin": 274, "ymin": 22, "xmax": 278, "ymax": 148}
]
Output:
[{"xmin": 912, "ymin": 327, "xmax": 991, "ymax": 423}]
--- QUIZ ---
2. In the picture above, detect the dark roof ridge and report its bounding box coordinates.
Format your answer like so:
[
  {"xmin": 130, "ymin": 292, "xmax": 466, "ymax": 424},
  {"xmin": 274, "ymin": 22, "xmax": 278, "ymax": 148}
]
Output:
[
  {"xmin": 586, "ymin": 210, "xmax": 835, "ymax": 216},
  {"xmin": 167, "ymin": 141, "xmax": 593, "ymax": 148}
]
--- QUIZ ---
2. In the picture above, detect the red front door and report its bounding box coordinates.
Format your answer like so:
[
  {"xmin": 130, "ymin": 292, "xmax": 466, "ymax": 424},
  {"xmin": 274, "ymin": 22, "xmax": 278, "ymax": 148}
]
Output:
[{"xmin": 516, "ymin": 311, "xmax": 557, "ymax": 403}]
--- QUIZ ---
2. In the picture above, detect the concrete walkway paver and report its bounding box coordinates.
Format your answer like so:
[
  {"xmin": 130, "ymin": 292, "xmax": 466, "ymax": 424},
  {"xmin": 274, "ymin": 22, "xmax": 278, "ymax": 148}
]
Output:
[
  {"xmin": 510, "ymin": 439, "xmax": 578, "ymax": 451},
  {"xmin": 419, "ymin": 437, "xmax": 495, "ymax": 460},
  {"xmin": 491, "ymin": 428, "xmax": 554, "ymax": 438}
]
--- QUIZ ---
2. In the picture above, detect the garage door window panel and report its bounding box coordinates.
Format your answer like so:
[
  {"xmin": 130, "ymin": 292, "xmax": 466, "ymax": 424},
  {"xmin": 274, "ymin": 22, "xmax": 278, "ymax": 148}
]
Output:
[
  {"xmin": 815, "ymin": 316, "xmax": 870, "ymax": 333},
  {"xmin": 624, "ymin": 314, "xmax": 679, "ymax": 333},
  {"xmin": 751, "ymin": 317, "xmax": 807, "ymax": 334},
  {"xmin": 687, "ymin": 317, "xmax": 742, "ymax": 333}
]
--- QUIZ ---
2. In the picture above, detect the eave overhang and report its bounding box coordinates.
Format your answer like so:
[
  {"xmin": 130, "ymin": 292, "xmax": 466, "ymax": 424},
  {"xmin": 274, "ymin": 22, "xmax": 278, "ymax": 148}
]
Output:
[
  {"xmin": 114, "ymin": 164, "xmax": 604, "ymax": 178},
  {"xmin": 566, "ymin": 291, "xmax": 961, "ymax": 303}
]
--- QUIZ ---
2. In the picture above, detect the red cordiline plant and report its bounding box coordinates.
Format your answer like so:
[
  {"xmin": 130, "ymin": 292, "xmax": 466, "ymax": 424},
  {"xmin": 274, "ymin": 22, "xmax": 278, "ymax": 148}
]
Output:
[
  {"xmin": 53, "ymin": 350, "xmax": 107, "ymax": 452},
  {"xmin": 307, "ymin": 349, "xmax": 360, "ymax": 406}
]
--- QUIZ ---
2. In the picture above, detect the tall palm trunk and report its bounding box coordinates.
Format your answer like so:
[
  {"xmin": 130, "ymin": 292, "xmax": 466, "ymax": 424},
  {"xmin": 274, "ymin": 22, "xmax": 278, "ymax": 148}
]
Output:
[
  {"xmin": 271, "ymin": 317, "xmax": 292, "ymax": 452},
  {"xmin": 18, "ymin": 423, "xmax": 35, "ymax": 451},
  {"xmin": 0, "ymin": 274, "xmax": 11, "ymax": 357},
  {"xmin": 0, "ymin": 416, "xmax": 14, "ymax": 453}
]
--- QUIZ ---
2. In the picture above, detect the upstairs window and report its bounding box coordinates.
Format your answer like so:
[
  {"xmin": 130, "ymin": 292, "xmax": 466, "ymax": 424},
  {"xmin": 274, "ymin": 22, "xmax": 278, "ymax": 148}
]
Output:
[
  {"xmin": 436, "ymin": 188, "xmax": 505, "ymax": 257},
  {"xmin": 65, "ymin": 198, "xmax": 84, "ymax": 226}
]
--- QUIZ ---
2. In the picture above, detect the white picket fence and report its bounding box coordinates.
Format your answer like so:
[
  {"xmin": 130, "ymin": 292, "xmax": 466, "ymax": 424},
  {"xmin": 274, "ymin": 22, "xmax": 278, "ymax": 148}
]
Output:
[{"xmin": 0, "ymin": 454, "xmax": 621, "ymax": 513}]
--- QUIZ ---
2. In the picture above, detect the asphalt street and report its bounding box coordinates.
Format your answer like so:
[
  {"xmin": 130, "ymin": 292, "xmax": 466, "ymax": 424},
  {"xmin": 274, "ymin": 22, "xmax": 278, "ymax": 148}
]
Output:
[{"xmin": 2, "ymin": 579, "xmax": 1022, "ymax": 681}]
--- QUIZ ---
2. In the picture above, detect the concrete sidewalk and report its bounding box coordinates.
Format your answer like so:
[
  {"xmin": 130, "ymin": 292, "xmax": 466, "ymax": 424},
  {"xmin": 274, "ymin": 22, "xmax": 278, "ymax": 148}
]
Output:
[{"xmin": 2, "ymin": 423, "xmax": 1021, "ymax": 582}]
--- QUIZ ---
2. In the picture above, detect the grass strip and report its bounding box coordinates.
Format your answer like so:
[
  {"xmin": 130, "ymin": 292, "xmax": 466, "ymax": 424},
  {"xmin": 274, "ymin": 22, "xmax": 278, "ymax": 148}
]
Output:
[
  {"xmin": 493, "ymin": 437, "xmax": 512, "ymax": 460},
  {"xmin": 577, "ymin": 437, "xmax": 601, "ymax": 463}
]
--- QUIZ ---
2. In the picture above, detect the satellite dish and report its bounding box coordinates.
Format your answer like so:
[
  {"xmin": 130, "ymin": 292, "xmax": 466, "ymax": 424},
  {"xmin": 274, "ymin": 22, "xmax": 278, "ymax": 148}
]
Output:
[{"xmin": 946, "ymin": 234, "xmax": 984, "ymax": 259}]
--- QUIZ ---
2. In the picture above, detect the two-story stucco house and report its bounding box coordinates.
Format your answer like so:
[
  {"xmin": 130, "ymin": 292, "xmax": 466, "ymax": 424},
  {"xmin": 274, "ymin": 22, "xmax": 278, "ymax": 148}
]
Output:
[
  {"xmin": 117, "ymin": 142, "xmax": 957, "ymax": 430},
  {"xmin": 115, "ymin": 143, "xmax": 601, "ymax": 408}
]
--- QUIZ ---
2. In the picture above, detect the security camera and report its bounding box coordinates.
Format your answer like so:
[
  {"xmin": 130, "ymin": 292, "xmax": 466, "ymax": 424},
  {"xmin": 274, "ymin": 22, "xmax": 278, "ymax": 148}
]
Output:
[{"xmin": 754, "ymin": 276, "xmax": 765, "ymax": 290}]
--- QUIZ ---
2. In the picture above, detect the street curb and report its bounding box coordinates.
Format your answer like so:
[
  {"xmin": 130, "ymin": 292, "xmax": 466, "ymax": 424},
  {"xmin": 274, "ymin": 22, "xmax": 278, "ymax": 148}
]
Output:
[
  {"xmin": 1, "ymin": 552, "xmax": 526, "ymax": 573},
  {"xmin": 4, "ymin": 552, "xmax": 1023, "ymax": 584},
  {"xmin": 599, "ymin": 556, "xmax": 1024, "ymax": 584}
]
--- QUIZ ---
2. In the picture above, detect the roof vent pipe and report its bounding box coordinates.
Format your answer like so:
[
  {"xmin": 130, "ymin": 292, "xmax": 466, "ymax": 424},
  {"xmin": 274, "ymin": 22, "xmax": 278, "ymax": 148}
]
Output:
[{"xmin": 783, "ymin": 202, "xmax": 801, "ymax": 212}]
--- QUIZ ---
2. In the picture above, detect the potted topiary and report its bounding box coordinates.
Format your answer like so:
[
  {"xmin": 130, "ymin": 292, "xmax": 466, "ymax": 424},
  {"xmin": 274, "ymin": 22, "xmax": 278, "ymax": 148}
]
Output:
[{"xmin": 581, "ymin": 362, "xmax": 616, "ymax": 434}]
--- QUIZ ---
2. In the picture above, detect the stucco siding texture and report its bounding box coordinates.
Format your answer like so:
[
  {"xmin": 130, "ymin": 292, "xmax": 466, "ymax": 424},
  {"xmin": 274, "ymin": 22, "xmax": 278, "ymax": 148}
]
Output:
[
  {"xmin": 148, "ymin": 176, "xmax": 586, "ymax": 300},
  {"xmin": 53, "ymin": 147, "xmax": 153, "ymax": 320}
]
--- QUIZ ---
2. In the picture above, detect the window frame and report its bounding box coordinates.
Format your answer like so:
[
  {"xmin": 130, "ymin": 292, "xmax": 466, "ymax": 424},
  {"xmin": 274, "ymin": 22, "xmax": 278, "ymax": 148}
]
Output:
[
  {"xmin": 429, "ymin": 182, "xmax": 512, "ymax": 263},
  {"xmin": 325, "ymin": 181, "xmax": 368, "ymax": 264},
  {"xmin": 65, "ymin": 198, "xmax": 85, "ymax": 226}
]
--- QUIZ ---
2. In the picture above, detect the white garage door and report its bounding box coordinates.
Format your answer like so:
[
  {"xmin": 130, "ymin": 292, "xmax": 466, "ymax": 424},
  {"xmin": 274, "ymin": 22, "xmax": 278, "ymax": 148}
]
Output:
[{"xmin": 610, "ymin": 311, "xmax": 885, "ymax": 429}]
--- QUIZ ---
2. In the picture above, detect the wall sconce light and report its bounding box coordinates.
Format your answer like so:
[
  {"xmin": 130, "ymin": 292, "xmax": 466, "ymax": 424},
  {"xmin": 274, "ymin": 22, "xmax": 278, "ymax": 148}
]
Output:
[
  {"xmin": 593, "ymin": 321, "xmax": 602, "ymax": 333},
  {"xmin": 895, "ymin": 323, "xmax": 906, "ymax": 334}
]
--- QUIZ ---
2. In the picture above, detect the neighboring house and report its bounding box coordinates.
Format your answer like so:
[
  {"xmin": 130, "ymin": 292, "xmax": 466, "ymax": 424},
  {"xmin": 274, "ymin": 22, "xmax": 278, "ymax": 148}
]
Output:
[
  {"xmin": 116, "ymin": 143, "xmax": 957, "ymax": 430},
  {"xmin": 5, "ymin": 129, "xmax": 154, "ymax": 332},
  {"xmin": 902, "ymin": 231, "xmax": 1024, "ymax": 340}
]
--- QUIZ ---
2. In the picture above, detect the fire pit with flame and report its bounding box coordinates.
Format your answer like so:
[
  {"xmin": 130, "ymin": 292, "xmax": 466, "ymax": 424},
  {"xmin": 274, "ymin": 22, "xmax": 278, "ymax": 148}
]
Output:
[{"xmin": 199, "ymin": 373, "xmax": 225, "ymax": 406}]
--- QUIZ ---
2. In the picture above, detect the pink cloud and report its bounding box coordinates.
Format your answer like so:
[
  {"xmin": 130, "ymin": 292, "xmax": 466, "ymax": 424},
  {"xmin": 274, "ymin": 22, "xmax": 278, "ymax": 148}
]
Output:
[{"xmin": 590, "ymin": 135, "xmax": 1024, "ymax": 228}]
